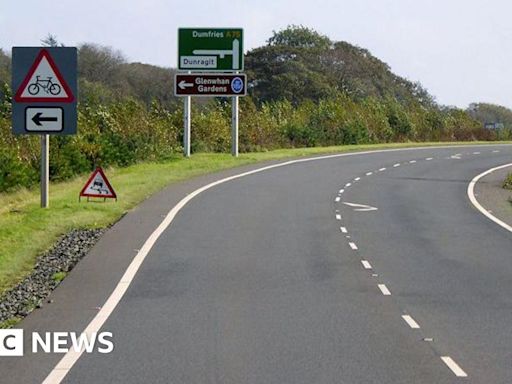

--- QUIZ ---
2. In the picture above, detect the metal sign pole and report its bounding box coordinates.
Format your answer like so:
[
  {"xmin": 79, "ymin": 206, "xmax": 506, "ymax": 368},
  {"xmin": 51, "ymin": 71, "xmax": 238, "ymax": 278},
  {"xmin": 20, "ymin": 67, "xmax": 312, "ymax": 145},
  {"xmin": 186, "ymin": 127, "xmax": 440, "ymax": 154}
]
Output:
[
  {"xmin": 183, "ymin": 95, "xmax": 191, "ymax": 157},
  {"xmin": 231, "ymin": 95, "xmax": 239, "ymax": 157},
  {"xmin": 41, "ymin": 134, "xmax": 49, "ymax": 208}
]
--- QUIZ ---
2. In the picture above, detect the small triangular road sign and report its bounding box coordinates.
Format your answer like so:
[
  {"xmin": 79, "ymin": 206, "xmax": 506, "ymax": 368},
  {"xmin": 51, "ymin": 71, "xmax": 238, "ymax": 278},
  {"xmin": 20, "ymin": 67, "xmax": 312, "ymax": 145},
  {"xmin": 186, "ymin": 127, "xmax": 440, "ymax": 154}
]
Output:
[
  {"xmin": 79, "ymin": 167, "xmax": 117, "ymax": 200},
  {"xmin": 14, "ymin": 49, "xmax": 74, "ymax": 103}
]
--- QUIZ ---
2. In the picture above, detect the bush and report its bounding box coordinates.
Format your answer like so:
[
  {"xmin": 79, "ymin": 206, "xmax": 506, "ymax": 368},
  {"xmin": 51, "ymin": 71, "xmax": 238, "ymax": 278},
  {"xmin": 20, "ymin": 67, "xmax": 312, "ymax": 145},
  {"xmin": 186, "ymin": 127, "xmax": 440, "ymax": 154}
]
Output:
[
  {"xmin": 503, "ymin": 173, "xmax": 512, "ymax": 190},
  {"xmin": 0, "ymin": 148, "xmax": 38, "ymax": 192}
]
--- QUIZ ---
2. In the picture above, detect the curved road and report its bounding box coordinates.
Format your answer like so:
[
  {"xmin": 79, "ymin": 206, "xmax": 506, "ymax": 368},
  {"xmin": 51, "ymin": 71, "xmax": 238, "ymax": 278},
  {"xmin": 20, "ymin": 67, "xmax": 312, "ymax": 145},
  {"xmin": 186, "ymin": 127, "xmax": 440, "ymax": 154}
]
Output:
[{"xmin": 7, "ymin": 145, "xmax": 512, "ymax": 383}]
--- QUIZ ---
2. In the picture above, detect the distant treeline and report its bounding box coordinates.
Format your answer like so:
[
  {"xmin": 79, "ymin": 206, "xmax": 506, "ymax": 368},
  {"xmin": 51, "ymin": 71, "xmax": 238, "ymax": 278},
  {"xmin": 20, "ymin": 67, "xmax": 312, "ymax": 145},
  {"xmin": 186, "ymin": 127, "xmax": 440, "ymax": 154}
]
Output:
[{"xmin": 0, "ymin": 26, "xmax": 510, "ymax": 192}]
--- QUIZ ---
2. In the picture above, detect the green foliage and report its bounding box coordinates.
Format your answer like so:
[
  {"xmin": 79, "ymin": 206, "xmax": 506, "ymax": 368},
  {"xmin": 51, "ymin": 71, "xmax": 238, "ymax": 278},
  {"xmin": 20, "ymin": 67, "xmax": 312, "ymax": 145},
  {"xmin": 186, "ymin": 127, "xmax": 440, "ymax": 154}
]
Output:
[
  {"xmin": 503, "ymin": 173, "xmax": 512, "ymax": 190},
  {"xmin": 268, "ymin": 25, "xmax": 332, "ymax": 50},
  {"xmin": 0, "ymin": 29, "xmax": 503, "ymax": 193}
]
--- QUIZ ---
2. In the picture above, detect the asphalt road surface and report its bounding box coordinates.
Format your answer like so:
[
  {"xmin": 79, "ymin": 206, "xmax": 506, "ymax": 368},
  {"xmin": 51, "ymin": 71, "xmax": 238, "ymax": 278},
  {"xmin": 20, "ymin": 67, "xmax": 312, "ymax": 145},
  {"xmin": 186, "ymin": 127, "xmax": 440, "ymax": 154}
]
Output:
[{"xmin": 5, "ymin": 145, "xmax": 512, "ymax": 383}]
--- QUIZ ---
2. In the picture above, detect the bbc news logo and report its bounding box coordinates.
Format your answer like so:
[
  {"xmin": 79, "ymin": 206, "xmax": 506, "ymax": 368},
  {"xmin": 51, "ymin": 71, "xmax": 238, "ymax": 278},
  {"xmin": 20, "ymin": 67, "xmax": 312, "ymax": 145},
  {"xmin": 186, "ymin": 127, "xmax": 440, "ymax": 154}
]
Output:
[{"xmin": 0, "ymin": 330, "xmax": 114, "ymax": 356}]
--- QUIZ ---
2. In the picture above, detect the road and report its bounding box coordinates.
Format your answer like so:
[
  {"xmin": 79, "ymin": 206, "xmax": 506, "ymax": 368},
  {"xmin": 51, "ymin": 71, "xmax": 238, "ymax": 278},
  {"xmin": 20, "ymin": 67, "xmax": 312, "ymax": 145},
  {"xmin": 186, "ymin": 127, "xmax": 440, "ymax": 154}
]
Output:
[{"xmin": 4, "ymin": 145, "xmax": 512, "ymax": 383}]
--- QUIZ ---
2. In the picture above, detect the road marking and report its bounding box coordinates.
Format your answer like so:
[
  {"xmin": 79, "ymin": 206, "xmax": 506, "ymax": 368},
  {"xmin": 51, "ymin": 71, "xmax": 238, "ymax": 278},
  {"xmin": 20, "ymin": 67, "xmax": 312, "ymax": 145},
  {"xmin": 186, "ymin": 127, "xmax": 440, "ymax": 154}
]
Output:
[
  {"xmin": 340, "ymin": 226, "xmax": 348, "ymax": 233},
  {"xmin": 426, "ymin": 157, "xmax": 433, "ymax": 160},
  {"xmin": 393, "ymin": 163, "xmax": 400, "ymax": 167},
  {"xmin": 441, "ymin": 356, "xmax": 468, "ymax": 377},
  {"xmin": 336, "ymin": 214, "xmax": 341, "ymax": 220},
  {"xmin": 345, "ymin": 182, "xmax": 352, "ymax": 187},
  {"xmin": 342, "ymin": 202, "xmax": 378, "ymax": 211},
  {"xmin": 450, "ymin": 154, "xmax": 461, "ymax": 159},
  {"xmin": 378, "ymin": 284, "xmax": 391, "ymax": 295},
  {"xmin": 402, "ymin": 315, "xmax": 420, "ymax": 329},
  {"xmin": 361, "ymin": 260, "xmax": 372, "ymax": 269},
  {"xmin": 379, "ymin": 167, "xmax": 386, "ymax": 171},
  {"xmin": 335, "ymin": 196, "xmax": 341, "ymax": 202},
  {"xmin": 43, "ymin": 145, "xmax": 508, "ymax": 383},
  {"xmin": 365, "ymin": 172, "xmax": 373, "ymax": 176},
  {"xmin": 339, "ymin": 189, "xmax": 344, "ymax": 194},
  {"xmin": 409, "ymin": 160, "xmax": 416, "ymax": 163},
  {"xmin": 354, "ymin": 177, "xmax": 361, "ymax": 181},
  {"xmin": 493, "ymin": 150, "xmax": 500, "ymax": 153},
  {"xmin": 467, "ymin": 163, "xmax": 512, "ymax": 234},
  {"xmin": 473, "ymin": 151, "xmax": 480, "ymax": 155},
  {"xmin": 349, "ymin": 242, "xmax": 358, "ymax": 250}
]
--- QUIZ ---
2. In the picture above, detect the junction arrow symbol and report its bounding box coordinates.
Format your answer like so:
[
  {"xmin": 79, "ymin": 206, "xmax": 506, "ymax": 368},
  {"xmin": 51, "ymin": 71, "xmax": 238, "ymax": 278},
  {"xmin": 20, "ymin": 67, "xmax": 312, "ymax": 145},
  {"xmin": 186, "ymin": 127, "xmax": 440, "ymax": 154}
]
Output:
[
  {"xmin": 31, "ymin": 112, "xmax": 58, "ymax": 126},
  {"xmin": 342, "ymin": 202, "xmax": 378, "ymax": 212},
  {"xmin": 178, "ymin": 80, "xmax": 194, "ymax": 90}
]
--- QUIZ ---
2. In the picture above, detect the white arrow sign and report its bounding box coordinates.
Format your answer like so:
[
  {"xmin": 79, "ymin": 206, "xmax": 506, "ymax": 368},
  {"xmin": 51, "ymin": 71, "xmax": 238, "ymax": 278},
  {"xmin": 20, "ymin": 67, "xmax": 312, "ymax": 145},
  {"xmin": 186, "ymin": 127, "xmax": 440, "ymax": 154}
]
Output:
[
  {"xmin": 178, "ymin": 80, "xmax": 193, "ymax": 90},
  {"xmin": 342, "ymin": 202, "xmax": 378, "ymax": 212}
]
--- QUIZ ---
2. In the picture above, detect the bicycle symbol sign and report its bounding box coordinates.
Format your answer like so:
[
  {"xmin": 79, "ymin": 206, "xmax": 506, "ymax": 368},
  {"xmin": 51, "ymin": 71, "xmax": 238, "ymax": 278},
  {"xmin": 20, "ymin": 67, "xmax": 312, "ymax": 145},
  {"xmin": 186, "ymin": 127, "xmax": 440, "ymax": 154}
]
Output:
[
  {"xmin": 28, "ymin": 76, "xmax": 62, "ymax": 96},
  {"xmin": 14, "ymin": 49, "xmax": 73, "ymax": 102},
  {"xmin": 12, "ymin": 47, "xmax": 77, "ymax": 135}
]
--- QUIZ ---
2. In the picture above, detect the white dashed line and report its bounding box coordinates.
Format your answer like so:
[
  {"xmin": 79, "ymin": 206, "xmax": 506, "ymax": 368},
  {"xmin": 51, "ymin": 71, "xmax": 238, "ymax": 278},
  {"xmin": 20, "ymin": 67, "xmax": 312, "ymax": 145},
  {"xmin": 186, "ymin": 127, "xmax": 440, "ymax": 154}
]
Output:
[
  {"xmin": 473, "ymin": 151, "xmax": 480, "ymax": 155},
  {"xmin": 354, "ymin": 177, "xmax": 361, "ymax": 181},
  {"xmin": 335, "ymin": 214, "xmax": 341, "ymax": 220},
  {"xmin": 409, "ymin": 160, "xmax": 416, "ymax": 163},
  {"xmin": 441, "ymin": 356, "xmax": 468, "ymax": 377},
  {"xmin": 365, "ymin": 172, "xmax": 373, "ymax": 176},
  {"xmin": 426, "ymin": 157, "xmax": 433, "ymax": 160},
  {"xmin": 345, "ymin": 183, "xmax": 352, "ymax": 187},
  {"xmin": 402, "ymin": 315, "xmax": 420, "ymax": 329},
  {"xmin": 335, "ymin": 197, "xmax": 341, "ymax": 202},
  {"xmin": 379, "ymin": 167, "xmax": 386, "ymax": 171},
  {"xmin": 340, "ymin": 227, "xmax": 348, "ymax": 233},
  {"xmin": 493, "ymin": 150, "xmax": 500, "ymax": 153},
  {"xmin": 378, "ymin": 284, "xmax": 391, "ymax": 295},
  {"xmin": 361, "ymin": 260, "xmax": 372, "ymax": 269},
  {"xmin": 393, "ymin": 163, "xmax": 400, "ymax": 167},
  {"xmin": 339, "ymin": 189, "xmax": 345, "ymax": 194},
  {"xmin": 349, "ymin": 242, "xmax": 358, "ymax": 250}
]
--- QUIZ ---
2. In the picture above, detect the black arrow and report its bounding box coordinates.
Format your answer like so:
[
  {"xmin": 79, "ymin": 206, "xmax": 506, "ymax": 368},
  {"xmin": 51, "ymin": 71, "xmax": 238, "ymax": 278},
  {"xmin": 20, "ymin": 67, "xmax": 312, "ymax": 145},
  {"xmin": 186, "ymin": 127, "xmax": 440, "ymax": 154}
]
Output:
[{"xmin": 32, "ymin": 112, "xmax": 58, "ymax": 126}]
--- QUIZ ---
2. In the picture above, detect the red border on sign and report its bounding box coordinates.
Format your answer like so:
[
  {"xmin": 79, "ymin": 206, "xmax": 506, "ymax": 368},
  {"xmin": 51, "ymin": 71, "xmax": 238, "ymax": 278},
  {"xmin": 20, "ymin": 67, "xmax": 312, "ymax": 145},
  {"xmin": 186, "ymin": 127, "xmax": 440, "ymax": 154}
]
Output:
[
  {"xmin": 14, "ymin": 49, "xmax": 74, "ymax": 103},
  {"xmin": 79, "ymin": 167, "xmax": 117, "ymax": 199}
]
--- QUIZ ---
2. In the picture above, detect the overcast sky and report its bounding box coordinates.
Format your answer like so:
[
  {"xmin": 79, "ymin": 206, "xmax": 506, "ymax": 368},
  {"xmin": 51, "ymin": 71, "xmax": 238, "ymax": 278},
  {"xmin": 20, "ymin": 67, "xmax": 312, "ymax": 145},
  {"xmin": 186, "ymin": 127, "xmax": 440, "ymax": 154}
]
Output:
[{"xmin": 2, "ymin": 0, "xmax": 511, "ymax": 109}]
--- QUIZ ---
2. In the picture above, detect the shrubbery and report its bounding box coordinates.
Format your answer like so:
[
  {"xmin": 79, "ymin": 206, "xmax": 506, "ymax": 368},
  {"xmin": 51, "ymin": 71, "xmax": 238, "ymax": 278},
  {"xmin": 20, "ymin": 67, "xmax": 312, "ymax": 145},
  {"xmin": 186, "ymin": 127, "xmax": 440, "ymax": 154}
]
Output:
[{"xmin": 0, "ymin": 82, "xmax": 507, "ymax": 193}]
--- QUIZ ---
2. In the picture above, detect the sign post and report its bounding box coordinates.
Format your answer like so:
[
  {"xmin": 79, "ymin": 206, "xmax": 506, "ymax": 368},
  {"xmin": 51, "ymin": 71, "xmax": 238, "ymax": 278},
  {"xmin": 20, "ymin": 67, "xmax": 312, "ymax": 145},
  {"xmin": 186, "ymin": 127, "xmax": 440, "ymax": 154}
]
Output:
[
  {"xmin": 177, "ymin": 28, "xmax": 245, "ymax": 157},
  {"xmin": 12, "ymin": 47, "xmax": 77, "ymax": 208}
]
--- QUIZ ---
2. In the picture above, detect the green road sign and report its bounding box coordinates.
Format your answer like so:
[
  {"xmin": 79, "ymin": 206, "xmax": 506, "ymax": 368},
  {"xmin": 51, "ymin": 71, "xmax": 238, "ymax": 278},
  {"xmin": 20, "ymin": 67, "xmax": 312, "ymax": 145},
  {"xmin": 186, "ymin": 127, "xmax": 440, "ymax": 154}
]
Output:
[{"xmin": 178, "ymin": 28, "xmax": 243, "ymax": 71}]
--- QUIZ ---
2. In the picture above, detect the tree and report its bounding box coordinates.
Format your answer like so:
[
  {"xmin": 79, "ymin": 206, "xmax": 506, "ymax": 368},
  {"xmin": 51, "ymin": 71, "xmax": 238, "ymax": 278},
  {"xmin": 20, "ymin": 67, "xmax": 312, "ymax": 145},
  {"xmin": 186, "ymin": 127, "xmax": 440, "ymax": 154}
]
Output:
[
  {"xmin": 41, "ymin": 34, "xmax": 64, "ymax": 47},
  {"xmin": 267, "ymin": 25, "xmax": 331, "ymax": 50},
  {"xmin": 78, "ymin": 43, "xmax": 126, "ymax": 85}
]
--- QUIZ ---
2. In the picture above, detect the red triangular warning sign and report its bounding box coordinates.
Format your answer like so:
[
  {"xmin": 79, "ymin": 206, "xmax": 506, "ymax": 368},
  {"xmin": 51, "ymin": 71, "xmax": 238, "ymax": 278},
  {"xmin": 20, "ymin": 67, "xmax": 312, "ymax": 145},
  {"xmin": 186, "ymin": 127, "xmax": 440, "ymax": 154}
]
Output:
[
  {"xmin": 79, "ymin": 168, "xmax": 117, "ymax": 200},
  {"xmin": 14, "ymin": 49, "xmax": 74, "ymax": 103}
]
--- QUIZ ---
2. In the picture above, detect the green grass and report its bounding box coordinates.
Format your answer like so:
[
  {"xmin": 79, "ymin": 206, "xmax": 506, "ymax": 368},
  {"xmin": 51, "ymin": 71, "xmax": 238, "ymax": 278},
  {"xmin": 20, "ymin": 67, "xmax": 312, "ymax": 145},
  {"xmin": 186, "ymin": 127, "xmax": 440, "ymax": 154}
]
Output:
[
  {"xmin": 0, "ymin": 141, "xmax": 509, "ymax": 294},
  {"xmin": 52, "ymin": 271, "xmax": 67, "ymax": 283}
]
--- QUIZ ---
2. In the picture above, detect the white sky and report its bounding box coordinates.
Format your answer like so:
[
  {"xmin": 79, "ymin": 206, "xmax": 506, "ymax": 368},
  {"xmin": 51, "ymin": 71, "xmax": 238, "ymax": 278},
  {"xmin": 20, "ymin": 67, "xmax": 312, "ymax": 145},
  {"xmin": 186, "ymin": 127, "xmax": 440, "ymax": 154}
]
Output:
[{"xmin": 2, "ymin": 0, "xmax": 511, "ymax": 109}]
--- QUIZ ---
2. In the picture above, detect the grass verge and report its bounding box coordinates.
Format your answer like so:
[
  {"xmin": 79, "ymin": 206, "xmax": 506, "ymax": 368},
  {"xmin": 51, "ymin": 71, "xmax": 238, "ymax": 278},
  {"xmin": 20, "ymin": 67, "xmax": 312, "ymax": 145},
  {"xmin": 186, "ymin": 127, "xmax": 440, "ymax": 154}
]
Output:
[{"xmin": 0, "ymin": 141, "xmax": 509, "ymax": 294}]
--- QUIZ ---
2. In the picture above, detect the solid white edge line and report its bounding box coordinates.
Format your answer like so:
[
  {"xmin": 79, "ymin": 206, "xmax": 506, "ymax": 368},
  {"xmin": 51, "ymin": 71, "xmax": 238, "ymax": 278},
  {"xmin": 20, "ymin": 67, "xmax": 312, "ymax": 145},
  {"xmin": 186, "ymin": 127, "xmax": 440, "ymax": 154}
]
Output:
[
  {"xmin": 467, "ymin": 163, "xmax": 512, "ymax": 234},
  {"xmin": 42, "ymin": 144, "xmax": 509, "ymax": 383},
  {"xmin": 361, "ymin": 260, "xmax": 372, "ymax": 269},
  {"xmin": 378, "ymin": 284, "xmax": 391, "ymax": 295},
  {"xmin": 349, "ymin": 242, "xmax": 358, "ymax": 250},
  {"xmin": 441, "ymin": 356, "xmax": 468, "ymax": 377},
  {"xmin": 401, "ymin": 315, "xmax": 420, "ymax": 329}
]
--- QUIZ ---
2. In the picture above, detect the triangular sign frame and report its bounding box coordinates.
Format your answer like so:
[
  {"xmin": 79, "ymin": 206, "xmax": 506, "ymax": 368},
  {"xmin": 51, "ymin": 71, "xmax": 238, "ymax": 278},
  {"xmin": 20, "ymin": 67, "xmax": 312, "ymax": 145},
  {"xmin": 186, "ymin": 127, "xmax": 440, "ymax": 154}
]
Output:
[
  {"xmin": 14, "ymin": 49, "xmax": 74, "ymax": 103},
  {"xmin": 79, "ymin": 167, "xmax": 117, "ymax": 201}
]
